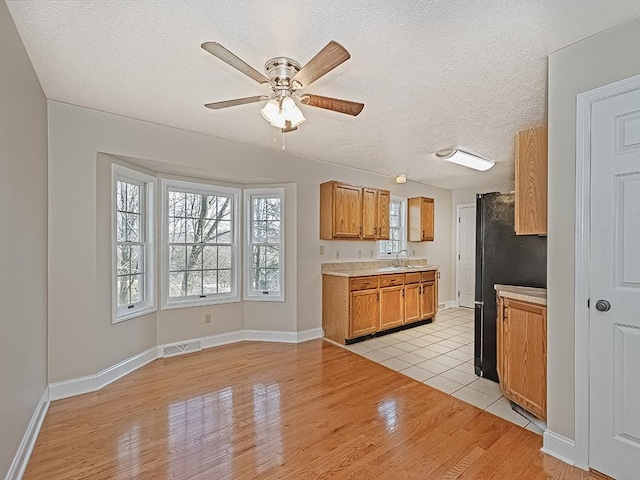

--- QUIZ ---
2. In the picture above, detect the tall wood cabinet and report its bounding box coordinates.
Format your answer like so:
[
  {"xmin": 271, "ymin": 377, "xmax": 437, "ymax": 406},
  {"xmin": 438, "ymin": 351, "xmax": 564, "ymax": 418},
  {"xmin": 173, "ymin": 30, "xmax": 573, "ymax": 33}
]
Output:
[
  {"xmin": 497, "ymin": 296, "xmax": 547, "ymax": 420},
  {"xmin": 320, "ymin": 181, "xmax": 390, "ymax": 240},
  {"xmin": 408, "ymin": 197, "xmax": 435, "ymax": 241},
  {"xmin": 515, "ymin": 125, "xmax": 548, "ymax": 236}
]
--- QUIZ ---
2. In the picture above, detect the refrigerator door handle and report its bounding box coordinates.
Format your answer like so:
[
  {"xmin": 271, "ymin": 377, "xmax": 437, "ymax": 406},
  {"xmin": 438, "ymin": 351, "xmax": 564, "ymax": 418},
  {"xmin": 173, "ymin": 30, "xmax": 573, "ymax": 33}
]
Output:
[{"xmin": 474, "ymin": 301, "xmax": 484, "ymax": 306}]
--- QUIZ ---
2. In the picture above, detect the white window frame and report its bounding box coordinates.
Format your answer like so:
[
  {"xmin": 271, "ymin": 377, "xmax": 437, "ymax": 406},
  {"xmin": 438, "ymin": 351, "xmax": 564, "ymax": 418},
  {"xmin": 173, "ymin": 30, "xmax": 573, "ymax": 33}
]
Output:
[
  {"xmin": 244, "ymin": 188, "xmax": 285, "ymax": 302},
  {"xmin": 160, "ymin": 178, "xmax": 241, "ymax": 309},
  {"xmin": 111, "ymin": 165, "xmax": 157, "ymax": 324},
  {"xmin": 377, "ymin": 196, "xmax": 408, "ymax": 258}
]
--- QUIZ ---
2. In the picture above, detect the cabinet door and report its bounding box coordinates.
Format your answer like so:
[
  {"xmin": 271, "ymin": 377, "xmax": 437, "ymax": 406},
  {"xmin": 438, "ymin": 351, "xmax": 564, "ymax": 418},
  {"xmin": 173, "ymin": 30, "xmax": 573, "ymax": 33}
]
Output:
[
  {"xmin": 420, "ymin": 281, "xmax": 436, "ymax": 319},
  {"xmin": 376, "ymin": 190, "xmax": 390, "ymax": 240},
  {"xmin": 361, "ymin": 187, "xmax": 377, "ymax": 239},
  {"xmin": 503, "ymin": 299, "xmax": 547, "ymax": 419},
  {"xmin": 379, "ymin": 286, "xmax": 404, "ymax": 331},
  {"xmin": 515, "ymin": 125, "xmax": 547, "ymax": 235},
  {"xmin": 496, "ymin": 296, "xmax": 505, "ymax": 385},
  {"xmin": 334, "ymin": 183, "xmax": 362, "ymax": 238},
  {"xmin": 421, "ymin": 197, "xmax": 434, "ymax": 241},
  {"xmin": 349, "ymin": 289, "xmax": 379, "ymax": 338},
  {"xmin": 404, "ymin": 283, "xmax": 421, "ymax": 324}
]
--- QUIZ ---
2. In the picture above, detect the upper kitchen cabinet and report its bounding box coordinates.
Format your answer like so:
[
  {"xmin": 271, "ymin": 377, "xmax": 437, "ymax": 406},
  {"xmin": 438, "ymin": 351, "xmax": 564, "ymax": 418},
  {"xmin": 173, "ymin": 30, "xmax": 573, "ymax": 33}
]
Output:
[
  {"xmin": 320, "ymin": 181, "xmax": 390, "ymax": 240},
  {"xmin": 515, "ymin": 125, "xmax": 548, "ymax": 236},
  {"xmin": 407, "ymin": 197, "xmax": 434, "ymax": 241}
]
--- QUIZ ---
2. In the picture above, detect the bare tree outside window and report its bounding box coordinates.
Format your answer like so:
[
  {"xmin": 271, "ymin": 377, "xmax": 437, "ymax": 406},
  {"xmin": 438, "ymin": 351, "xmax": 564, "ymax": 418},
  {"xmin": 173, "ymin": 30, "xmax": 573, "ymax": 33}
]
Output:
[
  {"xmin": 250, "ymin": 196, "xmax": 281, "ymax": 294},
  {"xmin": 167, "ymin": 190, "xmax": 233, "ymax": 299},
  {"xmin": 379, "ymin": 200, "xmax": 404, "ymax": 255},
  {"xmin": 116, "ymin": 180, "xmax": 145, "ymax": 307}
]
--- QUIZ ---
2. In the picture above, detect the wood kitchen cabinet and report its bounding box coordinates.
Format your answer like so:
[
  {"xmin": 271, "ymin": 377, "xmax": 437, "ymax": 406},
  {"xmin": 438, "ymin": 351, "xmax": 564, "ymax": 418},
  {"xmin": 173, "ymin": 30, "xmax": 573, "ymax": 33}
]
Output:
[
  {"xmin": 515, "ymin": 125, "xmax": 548, "ymax": 236},
  {"xmin": 350, "ymin": 288, "xmax": 379, "ymax": 338},
  {"xmin": 408, "ymin": 196, "xmax": 435, "ymax": 241},
  {"xmin": 497, "ymin": 296, "xmax": 547, "ymax": 420},
  {"xmin": 320, "ymin": 181, "xmax": 390, "ymax": 240},
  {"xmin": 322, "ymin": 269, "xmax": 439, "ymax": 344}
]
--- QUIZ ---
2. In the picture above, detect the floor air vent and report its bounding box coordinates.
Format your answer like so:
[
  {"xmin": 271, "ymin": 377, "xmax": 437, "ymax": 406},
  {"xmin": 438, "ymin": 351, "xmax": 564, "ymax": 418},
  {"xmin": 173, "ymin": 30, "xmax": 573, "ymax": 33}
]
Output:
[{"xmin": 162, "ymin": 340, "xmax": 202, "ymax": 358}]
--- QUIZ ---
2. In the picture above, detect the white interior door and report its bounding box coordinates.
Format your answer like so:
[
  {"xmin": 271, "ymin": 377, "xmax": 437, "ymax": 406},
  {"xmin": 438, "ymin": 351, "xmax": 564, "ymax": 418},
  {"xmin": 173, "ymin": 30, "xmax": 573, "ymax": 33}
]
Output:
[
  {"xmin": 457, "ymin": 204, "xmax": 476, "ymax": 308},
  {"xmin": 589, "ymin": 86, "xmax": 640, "ymax": 479}
]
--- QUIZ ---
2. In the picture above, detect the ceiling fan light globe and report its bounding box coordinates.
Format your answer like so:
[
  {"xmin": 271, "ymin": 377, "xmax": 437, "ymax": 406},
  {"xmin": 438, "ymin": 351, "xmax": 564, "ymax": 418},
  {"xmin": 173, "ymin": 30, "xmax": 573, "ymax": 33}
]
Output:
[
  {"xmin": 269, "ymin": 116, "xmax": 286, "ymax": 129},
  {"xmin": 281, "ymin": 96, "xmax": 298, "ymax": 121},
  {"xmin": 289, "ymin": 108, "xmax": 306, "ymax": 127},
  {"xmin": 261, "ymin": 99, "xmax": 280, "ymax": 124}
]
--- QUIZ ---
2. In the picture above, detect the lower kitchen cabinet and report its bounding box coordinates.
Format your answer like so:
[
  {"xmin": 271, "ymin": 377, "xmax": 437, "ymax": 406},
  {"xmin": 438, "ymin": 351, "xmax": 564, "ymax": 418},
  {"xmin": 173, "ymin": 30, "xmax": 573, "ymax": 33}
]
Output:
[
  {"xmin": 349, "ymin": 289, "xmax": 379, "ymax": 338},
  {"xmin": 497, "ymin": 296, "xmax": 547, "ymax": 420},
  {"xmin": 379, "ymin": 285, "xmax": 404, "ymax": 330},
  {"xmin": 322, "ymin": 269, "xmax": 439, "ymax": 345}
]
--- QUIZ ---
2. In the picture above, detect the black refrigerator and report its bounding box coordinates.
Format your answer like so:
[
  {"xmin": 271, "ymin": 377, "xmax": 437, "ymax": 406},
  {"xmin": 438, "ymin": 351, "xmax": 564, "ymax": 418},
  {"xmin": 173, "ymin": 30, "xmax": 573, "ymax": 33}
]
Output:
[{"xmin": 474, "ymin": 192, "xmax": 547, "ymax": 382}]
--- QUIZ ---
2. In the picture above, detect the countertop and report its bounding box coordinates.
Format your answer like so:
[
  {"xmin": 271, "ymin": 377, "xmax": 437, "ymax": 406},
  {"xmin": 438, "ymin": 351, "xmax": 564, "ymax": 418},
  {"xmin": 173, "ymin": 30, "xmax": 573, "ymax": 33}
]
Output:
[
  {"xmin": 322, "ymin": 264, "xmax": 439, "ymax": 278},
  {"xmin": 495, "ymin": 284, "xmax": 547, "ymax": 306}
]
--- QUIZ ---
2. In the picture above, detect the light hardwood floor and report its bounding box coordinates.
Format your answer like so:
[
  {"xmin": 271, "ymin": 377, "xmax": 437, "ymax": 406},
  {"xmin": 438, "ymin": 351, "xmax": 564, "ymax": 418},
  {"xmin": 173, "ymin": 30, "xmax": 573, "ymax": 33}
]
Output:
[{"xmin": 26, "ymin": 340, "xmax": 599, "ymax": 479}]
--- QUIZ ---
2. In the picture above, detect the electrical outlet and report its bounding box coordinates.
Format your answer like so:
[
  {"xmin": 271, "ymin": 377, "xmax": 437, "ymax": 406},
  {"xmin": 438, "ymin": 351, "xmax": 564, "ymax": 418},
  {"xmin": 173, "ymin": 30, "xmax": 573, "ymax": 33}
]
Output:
[
  {"xmin": 357, "ymin": 249, "xmax": 362, "ymax": 258},
  {"xmin": 319, "ymin": 245, "xmax": 325, "ymax": 255},
  {"xmin": 204, "ymin": 313, "xmax": 211, "ymax": 324},
  {"xmin": 335, "ymin": 250, "xmax": 340, "ymax": 259}
]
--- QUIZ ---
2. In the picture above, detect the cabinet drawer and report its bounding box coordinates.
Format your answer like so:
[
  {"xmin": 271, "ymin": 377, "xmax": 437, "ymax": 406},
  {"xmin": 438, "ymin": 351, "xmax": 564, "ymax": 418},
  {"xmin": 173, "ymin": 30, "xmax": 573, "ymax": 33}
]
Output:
[
  {"xmin": 379, "ymin": 274, "xmax": 404, "ymax": 288},
  {"xmin": 421, "ymin": 271, "xmax": 436, "ymax": 282},
  {"xmin": 350, "ymin": 276, "xmax": 379, "ymax": 291},
  {"xmin": 404, "ymin": 272, "xmax": 421, "ymax": 284}
]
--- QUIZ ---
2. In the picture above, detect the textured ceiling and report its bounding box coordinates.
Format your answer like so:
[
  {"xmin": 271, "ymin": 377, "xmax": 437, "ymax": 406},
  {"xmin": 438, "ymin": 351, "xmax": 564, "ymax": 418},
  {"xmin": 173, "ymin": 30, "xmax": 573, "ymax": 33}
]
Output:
[{"xmin": 7, "ymin": 1, "xmax": 640, "ymax": 190}]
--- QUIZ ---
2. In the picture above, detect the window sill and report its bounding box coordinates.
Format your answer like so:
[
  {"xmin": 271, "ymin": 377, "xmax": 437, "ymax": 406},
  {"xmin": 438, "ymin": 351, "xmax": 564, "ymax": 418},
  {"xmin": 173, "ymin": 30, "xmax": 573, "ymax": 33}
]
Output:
[
  {"xmin": 162, "ymin": 295, "xmax": 241, "ymax": 310},
  {"xmin": 244, "ymin": 294, "xmax": 285, "ymax": 302},
  {"xmin": 113, "ymin": 305, "xmax": 157, "ymax": 324}
]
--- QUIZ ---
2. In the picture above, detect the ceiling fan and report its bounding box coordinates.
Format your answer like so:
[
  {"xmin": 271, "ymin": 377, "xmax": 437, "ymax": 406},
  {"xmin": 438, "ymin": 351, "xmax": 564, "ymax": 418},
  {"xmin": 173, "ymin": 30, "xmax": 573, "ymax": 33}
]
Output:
[{"xmin": 201, "ymin": 41, "xmax": 364, "ymax": 133}]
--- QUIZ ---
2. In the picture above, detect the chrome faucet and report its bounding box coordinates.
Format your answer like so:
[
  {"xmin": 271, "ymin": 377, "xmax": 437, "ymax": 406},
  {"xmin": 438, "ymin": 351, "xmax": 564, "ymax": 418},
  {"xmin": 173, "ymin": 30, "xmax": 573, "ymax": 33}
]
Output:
[{"xmin": 393, "ymin": 249, "xmax": 411, "ymax": 267}]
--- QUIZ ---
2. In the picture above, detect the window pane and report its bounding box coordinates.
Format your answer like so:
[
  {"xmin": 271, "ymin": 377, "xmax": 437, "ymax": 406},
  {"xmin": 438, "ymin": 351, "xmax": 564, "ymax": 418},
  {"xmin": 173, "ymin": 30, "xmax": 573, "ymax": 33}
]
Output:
[
  {"xmin": 203, "ymin": 270, "xmax": 217, "ymax": 295},
  {"xmin": 253, "ymin": 221, "xmax": 267, "ymax": 243},
  {"xmin": 116, "ymin": 211, "xmax": 127, "ymax": 242},
  {"xmin": 185, "ymin": 246, "xmax": 203, "ymax": 271},
  {"xmin": 202, "ymin": 246, "xmax": 217, "ymax": 270},
  {"xmin": 168, "ymin": 217, "xmax": 186, "ymax": 243},
  {"xmin": 126, "ymin": 213, "xmax": 141, "ymax": 241},
  {"xmin": 265, "ymin": 198, "xmax": 281, "ymax": 221},
  {"xmin": 168, "ymin": 191, "xmax": 186, "ymax": 218},
  {"xmin": 130, "ymin": 274, "xmax": 143, "ymax": 303},
  {"xmin": 169, "ymin": 246, "xmax": 186, "ymax": 271},
  {"xmin": 218, "ymin": 270, "xmax": 232, "ymax": 293},
  {"xmin": 218, "ymin": 246, "xmax": 232, "ymax": 269},
  {"xmin": 117, "ymin": 245, "xmax": 131, "ymax": 275},
  {"xmin": 266, "ymin": 221, "xmax": 281, "ymax": 243},
  {"xmin": 127, "ymin": 184, "xmax": 140, "ymax": 214},
  {"xmin": 266, "ymin": 269, "xmax": 280, "ymax": 292},
  {"xmin": 130, "ymin": 245, "xmax": 143, "ymax": 274},
  {"xmin": 216, "ymin": 220, "xmax": 232, "ymax": 243},
  {"xmin": 169, "ymin": 272, "xmax": 186, "ymax": 298},
  {"xmin": 218, "ymin": 197, "xmax": 231, "ymax": 221},
  {"xmin": 186, "ymin": 271, "xmax": 203, "ymax": 296},
  {"xmin": 117, "ymin": 181, "xmax": 127, "ymax": 211},
  {"xmin": 117, "ymin": 276, "xmax": 130, "ymax": 306},
  {"xmin": 253, "ymin": 197, "xmax": 266, "ymax": 221},
  {"xmin": 185, "ymin": 193, "xmax": 202, "ymax": 218},
  {"xmin": 185, "ymin": 217, "xmax": 198, "ymax": 243}
]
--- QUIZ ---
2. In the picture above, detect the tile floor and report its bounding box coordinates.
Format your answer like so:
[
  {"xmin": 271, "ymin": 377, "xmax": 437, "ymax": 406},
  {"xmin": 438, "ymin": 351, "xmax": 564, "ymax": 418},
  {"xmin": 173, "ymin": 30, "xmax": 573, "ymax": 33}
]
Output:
[{"xmin": 344, "ymin": 307, "xmax": 544, "ymax": 435}]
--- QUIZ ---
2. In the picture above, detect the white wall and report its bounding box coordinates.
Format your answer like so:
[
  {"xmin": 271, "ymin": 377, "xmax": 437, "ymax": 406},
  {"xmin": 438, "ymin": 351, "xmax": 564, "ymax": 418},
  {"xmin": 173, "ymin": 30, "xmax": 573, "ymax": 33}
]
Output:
[
  {"xmin": 48, "ymin": 100, "xmax": 453, "ymax": 383},
  {"xmin": 449, "ymin": 182, "xmax": 515, "ymax": 304},
  {"xmin": 0, "ymin": 1, "xmax": 48, "ymax": 476},
  {"xmin": 547, "ymin": 15, "xmax": 640, "ymax": 441}
]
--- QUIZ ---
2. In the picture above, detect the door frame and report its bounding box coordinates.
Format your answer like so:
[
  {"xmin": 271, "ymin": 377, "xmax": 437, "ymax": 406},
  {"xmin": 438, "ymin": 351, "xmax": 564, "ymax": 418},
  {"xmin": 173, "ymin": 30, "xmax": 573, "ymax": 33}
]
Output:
[
  {"xmin": 574, "ymin": 72, "xmax": 640, "ymax": 470},
  {"xmin": 456, "ymin": 203, "xmax": 475, "ymax": 308}
]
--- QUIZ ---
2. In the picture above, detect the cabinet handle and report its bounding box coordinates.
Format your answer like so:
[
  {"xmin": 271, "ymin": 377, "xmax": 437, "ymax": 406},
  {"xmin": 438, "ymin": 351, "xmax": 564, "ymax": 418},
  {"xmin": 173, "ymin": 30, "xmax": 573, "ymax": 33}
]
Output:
[
  {"xmin": 359, "ymin": 226, "xmax": 363, "ymax": 237},
  {"xmin": 401, "ymin": 288, "xmax": 405, "ymax": 297},
  {"xmin": 422, "ymin": 229, "xmax": 425, "ymax": 238},
  {"xmin": 374, "ymin": 226, "xmax": 377, "ymax": 236},
  {"xmin": 376, "ymin": 292, "xmax": 379, "ymax": 302}
]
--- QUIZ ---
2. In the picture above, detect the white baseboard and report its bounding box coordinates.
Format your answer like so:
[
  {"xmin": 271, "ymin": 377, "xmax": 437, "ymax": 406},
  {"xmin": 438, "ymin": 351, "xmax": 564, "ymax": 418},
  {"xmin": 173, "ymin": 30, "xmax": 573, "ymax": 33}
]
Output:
[
  {"xmin": 5, "ymin": 387, "xmax": 50, "ymax": 480},
  {"xmin": 542, "ymin": 430, "xmax": 576, "ymax": 467},
  {"xmin": 49, "ymin": 347, "xmax": 157, "ymax": 401},
  {"xmin": 50, "ymin": 328, "xmax": 324, "ymax": 401},
  {"xmin": 296, "ymin": 327, "xmax": 324, "ymax": 342},
  {"xmin": 440, "ymin": 300, "xmax": 458, "ymax": 309}
]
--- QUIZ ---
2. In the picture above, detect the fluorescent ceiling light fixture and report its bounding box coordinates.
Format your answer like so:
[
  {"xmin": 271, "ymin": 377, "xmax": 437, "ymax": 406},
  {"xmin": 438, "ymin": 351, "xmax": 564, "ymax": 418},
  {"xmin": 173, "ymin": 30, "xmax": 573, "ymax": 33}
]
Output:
[
  {"xmin": 395, "ymin": 173, "xmax": 407, "ymax": 184},
  {"xmin": 436, "ymin": 149, "xmax": 495, "ymax": 171}
]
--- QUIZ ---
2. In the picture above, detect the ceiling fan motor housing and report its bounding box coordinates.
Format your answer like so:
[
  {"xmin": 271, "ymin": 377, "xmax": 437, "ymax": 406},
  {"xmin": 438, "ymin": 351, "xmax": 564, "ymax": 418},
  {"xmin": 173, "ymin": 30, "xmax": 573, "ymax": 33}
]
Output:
[{"xmin": 264, "ymin": 57, "xmax": 302, "ymax": 89}]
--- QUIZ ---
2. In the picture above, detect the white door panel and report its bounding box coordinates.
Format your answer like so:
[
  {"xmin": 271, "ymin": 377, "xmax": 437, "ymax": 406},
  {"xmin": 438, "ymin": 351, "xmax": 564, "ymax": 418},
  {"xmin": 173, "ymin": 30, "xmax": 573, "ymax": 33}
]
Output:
[
  {"xmin": 457, "ymin": 205, "xmax": 476, "ymax": 308},
  {"xmin": 589, "ymin": 87, "xmax": 640, "ymax": 479}
]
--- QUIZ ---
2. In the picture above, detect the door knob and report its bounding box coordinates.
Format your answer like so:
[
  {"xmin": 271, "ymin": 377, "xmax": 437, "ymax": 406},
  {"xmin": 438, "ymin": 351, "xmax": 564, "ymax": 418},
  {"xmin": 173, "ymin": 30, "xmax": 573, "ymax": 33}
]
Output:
[{"xmin": 595, "ymin": 299, "xmax": 611, "ymax": 312}]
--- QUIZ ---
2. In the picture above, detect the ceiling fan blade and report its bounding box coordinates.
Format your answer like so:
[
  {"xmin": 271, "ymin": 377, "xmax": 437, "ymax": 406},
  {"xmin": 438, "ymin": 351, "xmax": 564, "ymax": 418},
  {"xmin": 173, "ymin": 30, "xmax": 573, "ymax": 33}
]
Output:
[
  {"xmin": 291, "ymin": 41, "xmax": 350, "ymax": 88},
  {"xmin": 300, "ymin": 94, "xmax": 364, "ymax": 116},
  {"xmin": 204, "ymin": 96, "xmax": 266, "ymax": 110},
  {"xmin": 201, "ymin": 42, "xmax": 271, "ymax": 85}
]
